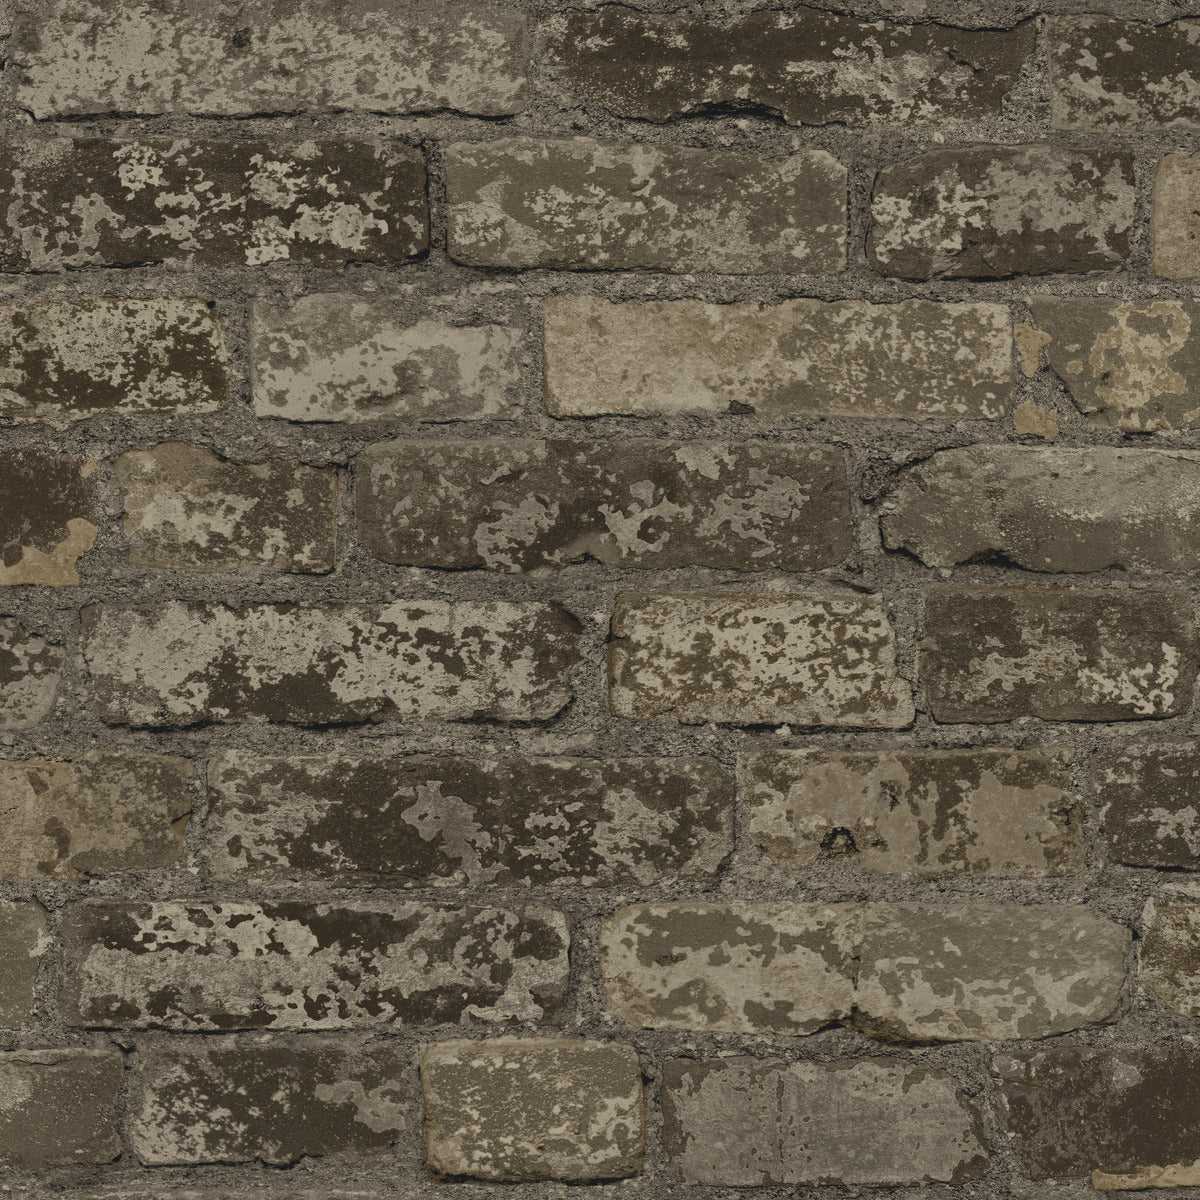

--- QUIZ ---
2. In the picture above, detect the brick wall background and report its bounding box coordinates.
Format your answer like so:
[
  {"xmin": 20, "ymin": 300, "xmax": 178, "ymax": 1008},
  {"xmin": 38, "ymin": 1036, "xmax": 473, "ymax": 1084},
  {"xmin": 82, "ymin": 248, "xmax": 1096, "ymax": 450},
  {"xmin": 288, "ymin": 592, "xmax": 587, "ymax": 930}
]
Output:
[{"xmin": 2, "ymin": 1, "xmax": 1200, "ymax": 1198}]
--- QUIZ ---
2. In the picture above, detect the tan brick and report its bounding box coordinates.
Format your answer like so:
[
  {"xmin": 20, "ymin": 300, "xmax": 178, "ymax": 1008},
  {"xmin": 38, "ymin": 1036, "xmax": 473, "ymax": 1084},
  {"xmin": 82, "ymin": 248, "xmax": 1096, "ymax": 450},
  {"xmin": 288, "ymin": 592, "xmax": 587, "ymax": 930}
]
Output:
[
  {"xmin": 356, "ymin": 439, "xmax": 852, "ymax": 572},
  {"xmin": 15, "ymin": 0, "xmax": 526, "ymax": 118},
  {"xmin": 662, "ymin": 1057, "xmax": 988, "ymax": 1185},
  {"xmin": 1154, "ymin": 154, "xmax": 1200, "ymax": 278},
  {"xmin": 0, "ymin": 298, "xmax": 227, "ymax": 427},
  {"xmin": 117, "ymin": 443, "xmax": 338, "ymax": 574},
  {"xmin": 0, "ymin": 1050, "xmax": 122, "ymax": 1167},
  {"xmin": 82, "ymin": 601, "xmax": 579, "ymax": 727},
  {"xmin": 608, "ymin": 591, "xmax": 913, "ymax": 727},
  {"xmin": 541, "ymin": 295, "xmax": 1012, "ymax": 420},
  {"xmin": 208, "ymin": 753, "xmax": 731, "ymax": 887},
  {"xmin": 0, "ymin": 752, "xmax": 190, "ymax": 879},
  {"xmin": 743, "ymin": 748, "xmax": 1082, "ymax": 878},
  {"xmin": 251, "ymin": 295, "xmax": 522, "ymax": 423},
  {"xmin": 132, "ymin": 1039, "xmax": 409, "ymax": 1165},
  {"xmin": 447, "ymin": 137, "xmax": 845, "ymax": 273},
  {"xmin": 421, "ymin": 1039, "xmax": 643, "ymax": 1181},
  {"xmin": 62, "ymin": 900, "xmax": 568, "ymax": 1030}
]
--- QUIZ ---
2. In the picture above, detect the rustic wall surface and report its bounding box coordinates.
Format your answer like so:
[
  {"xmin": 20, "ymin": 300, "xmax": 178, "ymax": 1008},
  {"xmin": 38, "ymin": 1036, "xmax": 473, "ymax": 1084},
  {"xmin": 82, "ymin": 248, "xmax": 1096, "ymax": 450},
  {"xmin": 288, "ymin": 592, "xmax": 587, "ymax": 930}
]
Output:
[{"xmin": 2, "ymin": 0, "xmax": 1200, "ymax": 1198}]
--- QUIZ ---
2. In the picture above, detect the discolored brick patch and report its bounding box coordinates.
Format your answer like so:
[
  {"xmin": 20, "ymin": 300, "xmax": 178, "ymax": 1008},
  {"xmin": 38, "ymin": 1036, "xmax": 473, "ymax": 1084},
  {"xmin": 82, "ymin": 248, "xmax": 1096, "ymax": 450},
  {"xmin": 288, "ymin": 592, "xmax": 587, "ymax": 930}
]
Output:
[
  {"xmin": 208, "ymin": 753, "xmax": 731, "ymax": 887},
  {"xmin": 61, "ymin": 900, "xmax": 569, "ymax": 1030},
  {"xmin": 421, "ymin": 1038, "xmax": 644, "ymax": 1181},
  {"xmin": 540, "ymin": 295, "xmax": 1013, "ymax": 420}
]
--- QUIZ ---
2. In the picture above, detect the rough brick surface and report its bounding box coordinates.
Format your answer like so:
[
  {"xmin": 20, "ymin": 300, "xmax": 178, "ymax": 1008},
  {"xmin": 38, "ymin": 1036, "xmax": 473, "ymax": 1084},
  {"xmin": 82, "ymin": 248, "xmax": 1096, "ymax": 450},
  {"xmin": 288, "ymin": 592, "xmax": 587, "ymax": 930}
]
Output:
[
  {"xmin": 855, "ymin": 904, "xmax": 1129, "ymax": 1041},
  {"xmin": 743, "ymin": 748, "xmax": 1082, "ymax": 878},
  {"xmin": 662, "ymin": 1057, "xmax": 988, "ymax": 1185},
  {"xmin": 0, "ymin": 618, "xmax": 64, "ymax": 729},
  {"xmin": 1154, "ymin": 154, "xmax": 1200, "ymax": 278},
  {"xmin": 992, "ymin": 1046, "xmax": 1200, "ymax": 1186},
  {"xmin": 869, "ymin": 145, "xmax": 1135, "ymax": 278},
  {"xmin": 116, "ymin": 443, "xmax": 338, "ymax": 574},
  {"xmin": 541, "ymin": 295, "xmax": 1013, "ymax": 420},
  {"xmin": 543, "ymin": 7, "xmax": 1032, "ymax": 127},
  {"xmin": 82, "ymin": 601, "xmax": 579, "ymax": 726},
  {"xmin": 600, "ymin": 902, "xmax": 857, "ymax": 1034},
  {"xmin": 208, "ymin": 753, "xmax": 731, "ymax": 886},
  {"xmin": 0, "ymin": 901, "xmax": 47, "ymax": 1028},
  {"xmin": 0, "ymin": 138, "xmax": 427, "ymax": 269},
  {"xmin": 421, "ymin": 1038, "xmax": 644, "ymax": 1181},
  {"xmin": 609, "ymin": 591, "xmax": 914, "ymax": 727},
  {"xmin": 131, "ymin": 1040, "xmax": 409, "ymax": 1165},
  {"xmin": 356, "ymin": 439, "xmax": 852, "ymax": 571},
  {"xmin": 61, "ymin": 900, "xmax": 569, "ymax": 1030},
  {"xmin": 1049, "ymin": 17, "xmax": 1200, "ymax": 130},
  {"xmin": 0, "ymin": 1050, "xmax": 123, "ymax": 1167},
  {"xmin": 251, "ymin": 296, "xmax": 522, "ymax": 423},
  {"xmin": 0, "ymin": 298, "xmax": 227, "ymax": 427},
  {"xmin": 1023, "ymin": 296, "xmax": 1200, "ymax": 430},
  {"xmin": 884, "ymin": 445, "xmax": 1200, "ymax": 572},
  {"xmin": 0, "ymin": 447, "xmax": 96, "ymax": 584},
  {"xmin": 1096, "ymin": 744, "xmax": 1200, "ymax": 868},
  {"xmin": 446, "ymin": 138, "xmax": 845, "ymax": 273},
  {"xmin": 920, "ymin": 586, "xmax": 1197, "ymax": 722},
  {"xmin": 15, "ymin": 0, "xmax": 527, "ymax": 118},
  {"xmin": 0, "ymin": 751, "xmax": 190, "ymax": 878},
  {"xmin": 1141, "ymin": 899, "xmax": 1200, "ymax": 1016}
]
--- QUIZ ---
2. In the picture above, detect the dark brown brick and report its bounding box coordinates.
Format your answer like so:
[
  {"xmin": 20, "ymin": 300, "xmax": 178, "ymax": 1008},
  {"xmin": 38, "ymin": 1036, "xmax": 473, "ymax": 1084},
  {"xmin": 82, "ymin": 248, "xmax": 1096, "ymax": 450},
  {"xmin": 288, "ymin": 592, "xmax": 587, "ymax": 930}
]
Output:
[
  {"xmin": 869, "ymin": 145, "xmax": 1135, "ymax": 279},
  {"xmin": 543, "ymin": 6, "xmax": 1033, "ymax": 126},
  {"xmin": 131, "ymin": 1040, "xmax": 409, "ymax": 1164},
  {"xmin": 62, "ymin": 900, "xmax": 569, "ymax": 1030},
  {"xmin": 356, "ymin": 439, "xmax": 852, "ymax": 572},
  {"xmin": 0, "ymin": 901, "xmax": 47, "ymax": 1028},
  {"xmin": 1096, "ymin": 744, "xmax": 1200, "ymax": 868},
  {"xmin": 208, "ymin": 753, "xmax": 731, "ymax": 886},
  {"xmin": 921, "ymin": 586, "xmax": 1196, "ymax": 723},
  {"xmin": 992, "ymin": 1046, "xmax": 1200, "ymax": 1186},
  {"xmin": 0, "ymin": 138, "xmax": 426, "ymax": 270},
  {"xmin": 0, "ymin": 618, "xmax": 64, "ymax": 729},
  {"xmin": 1141, "ymin": 899, "xmax": 1200, "ymax": 1017},
  {"xmin": 0, "ymin": 448, "xmax": 96, "ymax": 585}
]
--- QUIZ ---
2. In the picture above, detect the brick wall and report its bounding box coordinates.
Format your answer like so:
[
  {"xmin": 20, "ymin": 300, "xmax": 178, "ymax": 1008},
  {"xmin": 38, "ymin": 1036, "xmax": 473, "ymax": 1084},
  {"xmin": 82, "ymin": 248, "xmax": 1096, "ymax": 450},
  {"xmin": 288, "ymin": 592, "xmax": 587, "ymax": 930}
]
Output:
[{"xmin": 0, "ymin": 1, "xmax": 1198, "ymax": 1198}]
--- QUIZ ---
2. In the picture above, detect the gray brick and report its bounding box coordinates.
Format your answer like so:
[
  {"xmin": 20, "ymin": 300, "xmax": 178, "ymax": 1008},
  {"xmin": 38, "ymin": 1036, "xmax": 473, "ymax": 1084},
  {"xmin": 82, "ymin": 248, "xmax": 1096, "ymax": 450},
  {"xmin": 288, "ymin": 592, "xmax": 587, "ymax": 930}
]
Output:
[{"xmin": 0, "ymin": 618, "xmax": 63, "ymax": 729}]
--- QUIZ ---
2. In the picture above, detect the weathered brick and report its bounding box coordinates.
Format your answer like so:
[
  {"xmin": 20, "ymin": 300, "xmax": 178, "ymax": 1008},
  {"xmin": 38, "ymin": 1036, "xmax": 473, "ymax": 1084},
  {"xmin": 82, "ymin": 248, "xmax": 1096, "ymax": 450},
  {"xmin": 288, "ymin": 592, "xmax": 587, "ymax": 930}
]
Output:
[
  {"xmin": 1141, "ymin": 899, "xmax": 1200, "ymax": 1017},
  {"xmin": 0, "ymin": 751, "xmax": 190, "ymax": 879},
  {"xmin": 1096, "ymin": 744, "xmax": 1200, "ymax": 868},
  {"xmin": 0, "ymin": 448, "xmax": 96, "ymax": 585},
  {"xmin": 1154, "ymin": 154, "xmax": 1200, "ymax": 279},
  {"xmin": 921, "ymin": 586, "xmax": 1196, "ymax": 723},
  {"xmin": 421, "ymin": 1038, "xmax": 643, "ymax": 1182},
  {"xmin": 0, "ymin": 618, "xmax": 64, "ymax": 729},
  {"xmin": 446, "ymin": 138, "xmax": 845, "ymax": 274},
  {"xmin": 131, "ymin": 1040, "xmax": 409, "ymax": 1165},
  {"xmin": 608, "ymin": 591, "xmax": 914, "ymax": 727},
  {"xmin": 992, "ymin": 1046, "xmax": 1200, "ymax": 1186},
  {"xmin": 543, "ymin": 6, "xmax": 1032, "ymax": 126},
  {"xmin": 870, "ymin": 145, "xmax": 1135, "ymax": 279},
  {"xmin": 856, "ymin": 904, "xmax": 1129, "ymax": 1041},
  {"xmin": 743, "ymin": 748, "xmax": 1082, "ymax": 878},
  {"xmin": 15, "ymin": 0, "xmax": 526, "ymax": 119},
  {"xmin": 116, "ymin": 443, "xmax": 338, "ymax": 574},
  {"xmin": 0, "ymin": 901, "xmax": 47, "ymax": 1028},
  {"xmin": 0, "ymin": 298, "xmax": 227, "ymax": 427},
  {"xmin": 0, "ymin": 138, "xmax": 426, "ymax": 270},
  {"xmin": 885, "ymin": 446, "xmax": 1200, "ymax": 572},
  {"xmin": 251, "ymin": 295, "xmax": 522, "ymax": 423},
  {"xmin": 208, "ymin": 753, "xmax": 731, "ymax": 887},
  {"xmin": 1023, "ymin": 296, "xmax": 1200, "ymax": 431},
  {"xmin": 0, "ymin": 1050, "xmax": 122, "ymax": 1167},
  {"xmin": 541, "ymin": 295, "xmax": 1013, "ymax": 421},
  {"xmin": 81, "ymin": 601, "xmax": 579, "ymax": 727},
  {"xmin": 356, "ymin": 439, "xmax": 851, "ymax": 572},
  {"xmin": 600, "ymin": 902, "xmax": 857, "ymax": 1034},
  {"xmin": 61, "ymin": 900, "xmax": 568, "ymax": 1030},
  {"xmin": 662, "ymin": 1057, "xmax": 988, "ymax": 1186},
  {"xmin": 1050, "ymin": 16, "xmax": 1200, "ymax": 131}
]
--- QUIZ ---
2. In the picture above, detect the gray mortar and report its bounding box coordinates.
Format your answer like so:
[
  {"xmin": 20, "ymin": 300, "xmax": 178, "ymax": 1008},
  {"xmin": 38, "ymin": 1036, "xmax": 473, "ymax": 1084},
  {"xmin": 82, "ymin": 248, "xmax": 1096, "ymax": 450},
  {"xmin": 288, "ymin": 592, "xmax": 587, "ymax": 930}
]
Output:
[{"xmin": 0, "ymin": 1, "xmax": 1199, "ymax": 1199}]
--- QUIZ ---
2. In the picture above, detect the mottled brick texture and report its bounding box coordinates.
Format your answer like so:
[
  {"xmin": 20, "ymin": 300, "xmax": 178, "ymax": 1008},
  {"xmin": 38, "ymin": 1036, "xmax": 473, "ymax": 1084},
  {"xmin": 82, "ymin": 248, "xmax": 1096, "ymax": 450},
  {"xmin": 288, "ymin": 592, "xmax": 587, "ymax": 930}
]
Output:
[{"xmin": 0, "ymin": 1, "xmax": 1192, "ymax": 1198}]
